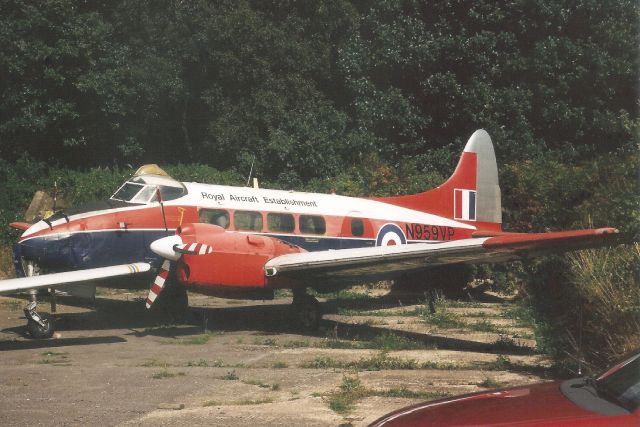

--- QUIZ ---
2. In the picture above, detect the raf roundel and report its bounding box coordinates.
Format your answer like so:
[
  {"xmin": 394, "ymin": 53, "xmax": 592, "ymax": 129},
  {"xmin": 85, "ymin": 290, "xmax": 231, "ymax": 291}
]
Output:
[{"xmin": 375, "ymin": 223, "xmax": 407, "ymax": 247}]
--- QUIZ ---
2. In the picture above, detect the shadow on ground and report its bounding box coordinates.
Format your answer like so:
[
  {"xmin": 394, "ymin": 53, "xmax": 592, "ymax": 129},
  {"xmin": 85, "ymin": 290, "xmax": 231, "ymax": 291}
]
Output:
[{"xmin": 2, "ymin": 294, "xmax": 536, "ymax": 361}]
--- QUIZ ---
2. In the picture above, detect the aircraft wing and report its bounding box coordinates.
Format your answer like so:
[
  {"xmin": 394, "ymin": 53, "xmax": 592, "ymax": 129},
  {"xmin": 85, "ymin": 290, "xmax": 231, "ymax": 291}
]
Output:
[
  {"xmin": 0, "ymin": 263, "xmax": 151, "ymax": 294},
  {"xmin": 264, "ymin": 228, "xmax": 621, "ymax": 285}
]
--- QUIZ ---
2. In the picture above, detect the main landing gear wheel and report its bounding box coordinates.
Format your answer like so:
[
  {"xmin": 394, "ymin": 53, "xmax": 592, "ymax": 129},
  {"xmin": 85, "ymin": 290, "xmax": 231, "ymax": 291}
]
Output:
[
  {"xmin": 291, "ymin": 292, "xmax": 321, "ymax": 331},
  {"xmin": 24, "ymin": 301, "xmax": 55, "ymax": 339},
  {"xmin": 150, "ymin": 282, "xmax": 189, "ymax": 324}
]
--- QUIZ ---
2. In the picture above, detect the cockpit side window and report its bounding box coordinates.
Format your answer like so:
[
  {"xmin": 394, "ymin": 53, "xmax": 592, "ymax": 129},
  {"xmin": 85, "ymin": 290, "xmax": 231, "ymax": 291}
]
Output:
[
  {"xmin": 131, "ymin": 185, "xmax": 157, "ymax": 204},
  {"xmin": 111, "ymin": 183, "xmax": 145, "ymax": 202}
]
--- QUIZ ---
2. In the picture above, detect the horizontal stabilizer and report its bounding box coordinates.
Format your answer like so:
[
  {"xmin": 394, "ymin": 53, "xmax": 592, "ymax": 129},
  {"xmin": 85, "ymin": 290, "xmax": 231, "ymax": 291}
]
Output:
[{"xmin": 0, "ymin": 263, "xmax": 151, "ymax": 294}]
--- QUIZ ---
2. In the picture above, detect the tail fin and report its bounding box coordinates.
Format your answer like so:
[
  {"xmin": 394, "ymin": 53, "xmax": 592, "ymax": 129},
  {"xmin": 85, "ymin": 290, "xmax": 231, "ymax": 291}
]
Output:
[{"xmin": 376, "ymin": 129, "xmax": 502, "ymax": 231}]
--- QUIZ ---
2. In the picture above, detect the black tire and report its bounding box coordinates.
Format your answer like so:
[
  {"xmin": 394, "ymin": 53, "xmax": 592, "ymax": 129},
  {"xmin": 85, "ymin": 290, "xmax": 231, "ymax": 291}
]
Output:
[
  {"xmin": 292, "ymin": 295, "xmax": 321, "ymax": 331},
  {"xmin": 27, "ymin": 313, "xmax": 54, "ymax": 339},
  {"xmin": 150, "ymin": 282, "xmax": 189, "ymax": 324}
]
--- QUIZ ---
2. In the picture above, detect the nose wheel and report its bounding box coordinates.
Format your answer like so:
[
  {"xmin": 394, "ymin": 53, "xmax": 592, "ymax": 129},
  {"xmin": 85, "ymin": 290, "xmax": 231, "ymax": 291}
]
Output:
[
  {"xmin": 24, "ymin": 300, "xmax": 55, "ymax": 339},
  {"xmin": 291, "ymin": 291, "xmax": 321, "ymax": 331}
]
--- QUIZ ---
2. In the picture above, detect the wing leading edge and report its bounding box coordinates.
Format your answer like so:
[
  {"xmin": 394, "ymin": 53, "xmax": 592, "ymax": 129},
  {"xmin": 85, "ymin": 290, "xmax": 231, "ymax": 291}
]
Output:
[
  {"xmin": 0, "ymin": 263, "xmax": 151, "ymax": 294},
  {"xmin": 264, "ymin": 228, "xmax": 621, "ymax": 285}
]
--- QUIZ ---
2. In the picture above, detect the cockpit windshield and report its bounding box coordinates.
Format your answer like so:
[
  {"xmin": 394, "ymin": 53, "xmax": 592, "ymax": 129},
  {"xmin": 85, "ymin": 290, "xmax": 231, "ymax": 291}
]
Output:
[{"xmin": 110, "ymin": 165, "xmax": 187, "ymax": 204}]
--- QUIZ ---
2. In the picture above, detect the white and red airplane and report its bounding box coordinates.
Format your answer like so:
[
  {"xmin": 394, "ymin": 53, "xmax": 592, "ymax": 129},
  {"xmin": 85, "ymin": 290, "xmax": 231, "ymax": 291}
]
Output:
[{"xmin": 0, "ymin": 130, "xmax": 620, "ymax": 338}]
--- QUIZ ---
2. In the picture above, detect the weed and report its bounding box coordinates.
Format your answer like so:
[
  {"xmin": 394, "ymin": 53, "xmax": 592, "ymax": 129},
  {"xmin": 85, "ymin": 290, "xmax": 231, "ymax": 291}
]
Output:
[
  {"xmin": 152, "ymin": 370, "xmax": 185, "ymax": 379},
  {"xmin": 170, "ymin": 332, "xmax": 221, "ymax": 345},
  {"xmin": 140, "ymin": 359, "xmax": 170, "ymax": 368},
  {"xmin": 478, "ymin": 376, "xmax": 503, "ymax": 388},
  {"xmin": 254, "ymin": 337, "xmax": 278, "ymax": 346},
  {"xmin": 300, "ymin": 357, "xmax": 341, "ymax": 369},
  {"xmin": 326, "ymin": 375, "xmax": 451, "ymax": 414},
  {"xmin": 376, "ymin": 387, "xmax": 450, "ymax": 399},
  {"xmin": 319, "ymin": 338, "xmax": 364, "ymax": 349},
  {"xmin": 41, "ymin": 351, "xmax": 68, "ymax": 358},
  {"xmin": 420, "ymin": 361, "xmax": 465, "ymax": 370},
  {"xmin": 327, "ymin": 375, "xmax": 368, "ymax": 414},
  {"xmin": 283, "ymin": 339, "xmax": 310, "ymax": 348},
  {"xmin": 470, "ymin": 319, "xmax": 502, "ymax": 333},
  {"xmin": 502, "ymin": 304, "xmax": 536, "ymax": 328},
  {"xmin": 370, "ymin": 332, "xmax": 422, "ymax": 350},
  {"xmin": 222, "ymin": 370, "xmax": 239, "ymax": 380},
  {"xmin": 186, "ymin": 359, "xmax": 225, "ymax": 368},
  {"xmin": 350, "ymin": 352, "xmax": 418, "ymax": 371},
  {"xmin": 424, "ymin": 311, "xmax": 465, "ymax": 329},
  {"xmin": 493, "ymin": 334, "xmax": 520, "ymax": 350},
  {"xmin": 493, "ymin": 354, "xmax": 512, "ymax": 370},
  {"xmin": 272, "ymin": 361, "xmax": 288, "ymax": 369},
  {"xmin": 38, "ymin": 351, "xmax": 69, "ymax": 365},
  {"xmin": 203, "ymin": 398, "xmax": 273, "ymax": 407},
  {"xmin": 242, "ymin": 380, "xmax": 281, "ymax": 391}
]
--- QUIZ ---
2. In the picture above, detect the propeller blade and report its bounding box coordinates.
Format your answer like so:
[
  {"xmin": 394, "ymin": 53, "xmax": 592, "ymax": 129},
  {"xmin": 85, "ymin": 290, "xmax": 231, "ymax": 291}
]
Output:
[
  {"xmin": 174, "ymin": 243, "xmax": 213, "ymax": 256},
  {"xmin": 145, "ymin": 259, "xmax": 171, "ymax": 309}
]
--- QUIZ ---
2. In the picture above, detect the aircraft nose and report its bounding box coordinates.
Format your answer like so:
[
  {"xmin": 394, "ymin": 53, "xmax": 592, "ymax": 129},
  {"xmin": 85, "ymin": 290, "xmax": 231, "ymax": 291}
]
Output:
[{"xmin": 150, "ymin": 235, "xmax": 183, "ymax": 261}]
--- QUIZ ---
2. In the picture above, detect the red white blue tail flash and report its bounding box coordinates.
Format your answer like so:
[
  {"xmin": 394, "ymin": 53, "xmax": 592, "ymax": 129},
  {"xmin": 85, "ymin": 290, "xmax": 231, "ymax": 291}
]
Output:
[
  {"xmin": 454, "ymin": 189, "xmax": 477, "ymax": 221},
  {"xmin": 146, "ymin": 260, "xmax": 170, "ymax": 309}
]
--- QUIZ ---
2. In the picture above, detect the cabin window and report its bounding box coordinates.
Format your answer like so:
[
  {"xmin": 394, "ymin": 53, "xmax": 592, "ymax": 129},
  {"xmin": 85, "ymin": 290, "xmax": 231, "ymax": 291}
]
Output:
[
  {"xmin": 351, "ymin": 219, "xmax": 364, "ymax": 237},
  {"xmin": 199, "ymin": 209, "xmax": 229, "ymax": 229},
  {"xmin": 234, "ymin": 211, "xmax": 263, "ymax": 231},
  {"xmin": 300, "ymin": 215, "xmax": 326, "ymax": 235},
  {"xmin": 267, "ymin": 213, "xmax": 294, "ymax": 233}
]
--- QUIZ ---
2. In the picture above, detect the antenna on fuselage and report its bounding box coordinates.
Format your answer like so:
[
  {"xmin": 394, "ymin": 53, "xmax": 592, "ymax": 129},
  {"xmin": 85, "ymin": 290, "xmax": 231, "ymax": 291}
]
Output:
[
  {"xmin": 245, "ymin": 158, "xmax": 255, "ymax": 187},
  {"xmin": 156, "ymin": 187, "xmax": 169, "ymax": 234}
]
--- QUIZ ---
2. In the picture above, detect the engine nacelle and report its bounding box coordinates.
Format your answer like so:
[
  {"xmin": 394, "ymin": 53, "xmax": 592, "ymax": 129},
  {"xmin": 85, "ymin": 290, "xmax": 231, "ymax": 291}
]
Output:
[{"xmin": 174, "ymin": 223, "xmax": 304, "ymax": 289}]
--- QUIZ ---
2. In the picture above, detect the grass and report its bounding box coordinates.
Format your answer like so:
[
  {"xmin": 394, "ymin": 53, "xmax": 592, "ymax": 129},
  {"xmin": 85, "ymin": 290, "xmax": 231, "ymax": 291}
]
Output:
[
  {"xmin": 477, "ymin": 376, "xmax": 503, "ymax": 388},
  {"xmin": 469, "ymin": 319, "xmax": 503, "ymax": 333},
  {"xmin": 152, "ymin": 370, "xmax": 186, "ymax": 379},
  {"xmin": 424, "ymin": 311, "xmax": 465, "ymax": 329},
  {"xmin": 283, "ymin": 339, "xmax": 311, "ymax": 348},
  {"xmin": 243, "ymin": 379, "xmax": 280, "ymax": 391},
  {"xmin": 300, "ymin": 353, "xmax": 518, "ymax": 372},
  {"xmin": 272, "ymin": 361, "xmax": 288, "ymax": 369},
  {"xmin": 38, "ymin": 351, "xmax": 69, "ymax": 364},
  {"xmin": 326, "ymin": 375, "xmax": 452, "ymax": 414},
  {"xmin": 203, "ymin": 398, "xmax": 274, "ymax": 407},
  {"xmin": 281, "ymin": 332, "xmax": 426, "ymax": 351},
  {"xmin": 185, "ymin": 359, "xmax": 225, "ymax": 367},
  {"xmin": 222, "ymin": 370, "xmax": 239, "ymax": 380},
  {"xmin": 254, "ymin": 337, "xmax": 278, "ymax": 346},
  {"xmin": 377, "ymin": 387, "xmax": 450, "ymax": 399},
  {"xmin": 327, "ymin": 376, "xmax": 369, "ymax": 414}
]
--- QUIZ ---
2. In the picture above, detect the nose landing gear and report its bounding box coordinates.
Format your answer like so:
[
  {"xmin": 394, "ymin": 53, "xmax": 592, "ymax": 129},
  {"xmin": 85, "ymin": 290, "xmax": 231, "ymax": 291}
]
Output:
[{"xmin": 24, "ymin": 300, "xmax": 55, "ymax": 339}]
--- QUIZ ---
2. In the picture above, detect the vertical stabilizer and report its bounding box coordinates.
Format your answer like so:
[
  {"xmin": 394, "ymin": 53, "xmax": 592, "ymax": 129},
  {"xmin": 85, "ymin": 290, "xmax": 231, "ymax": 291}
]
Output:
[
  {"xmin": 462, "ymin": 130, "xmax": 501, "ymax": 224},
  {"xmin": 374, "ymin": 129, "xmax": 502, "ymax": 230}
]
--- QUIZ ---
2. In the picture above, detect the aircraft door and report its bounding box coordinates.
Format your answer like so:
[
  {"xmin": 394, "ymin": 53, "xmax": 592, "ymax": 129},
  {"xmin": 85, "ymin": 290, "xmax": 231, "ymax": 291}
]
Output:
[{"xmin": 339, "ymin": 212, "xmax": 374, "ymax": 249}]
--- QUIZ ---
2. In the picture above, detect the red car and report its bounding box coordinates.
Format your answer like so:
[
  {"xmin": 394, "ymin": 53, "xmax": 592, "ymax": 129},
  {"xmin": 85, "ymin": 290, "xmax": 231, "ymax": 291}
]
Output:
[{"xmin": 370, "ymin": 351, "xmax": 640, "ymax": 426}]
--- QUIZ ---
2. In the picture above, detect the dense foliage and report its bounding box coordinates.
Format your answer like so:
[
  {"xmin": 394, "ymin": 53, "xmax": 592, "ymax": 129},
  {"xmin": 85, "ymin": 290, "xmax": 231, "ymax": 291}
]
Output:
[{"xmin": 1, "ymin": 0, "xmax": 637, "ymax": 180}]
